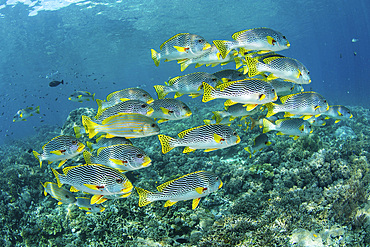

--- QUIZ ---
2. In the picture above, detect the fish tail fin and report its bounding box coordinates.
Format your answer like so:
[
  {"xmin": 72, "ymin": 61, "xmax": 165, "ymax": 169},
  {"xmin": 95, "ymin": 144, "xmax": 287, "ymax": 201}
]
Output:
[
  {"xmin": 32, "ymin": 151, "xmax": 42, "ymax": 168},
  {"xmin": 86, "ymin": 141, "xmax": 94, "ymax": 152},
  {"xmin": 51, "ymin": 168, "xmax": 63, "ymax": 188},
  {"xmin": 135, "ymin": 187, "xmax": 154, "ymax": 207},
  {"xmin": 212, "ymin": 111, "xmax": 224, "ymax": 124},
  {"xmin": 157, "ymin": 134, "xmax": 176, "ymax": 154},
  {"xmin": 213, "ymin": 40, "xmax": 233, "ymax": 59},
  {"xmin": 244, "ymin": 56, "xmax": 259, "ymax": 77},
  {"xmin": 262, "ymin": 118, "xmax": 274, "ymax": 133},
  {"xmin": 234, "ymin": 57, "xmax": 243, "ymax": 69},
  {"xmin": 249, "ymin": 117, "xmax": 258, "ymax": 130},
  {"xmin": 151, "ymin": 49, "xmax": 160, "ymax": 66},
  {"xmin": 83, "ymin": 150, "xmax": 93, "ymax": 164},
  {"xmin": 96, "ymin": 99, "xmax": 104, "ymax": 113},
  {"xmin": 35, "ymin": 106, "xmax": 40, "ymax": 114},
  {"xmin": 244, "ymin": 147, "xmax": 252, "ymax": 158},
  {"xmin": 82, "ymin": 115, "xmax": 99, "ymax": 139},
  {"xmin": 202, "ymin": 82, "xmax": 216, "ymax": 103},
  {"xmin": 153, "ymin": 85, "xmax": 168, "ymax": 99},
  {"xmin": 74, "ymin": 126, "xmax": 83, "ymax": 138},
  {"xmin": 265, "ymin": 103, "xmax": 277, "ymax": 117}
]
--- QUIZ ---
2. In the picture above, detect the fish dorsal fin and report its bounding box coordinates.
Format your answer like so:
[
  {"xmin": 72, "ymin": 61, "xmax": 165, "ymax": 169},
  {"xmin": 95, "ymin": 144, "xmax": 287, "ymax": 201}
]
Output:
[
  {"xmin": 106, "ymin": 90, "xmax": 122, "ymax": 101},
  {"xmin": 42, "ymin": 135, "xmax": 63, "ymax": 149},
  {"xmin": 160, "ymin": 33, "xmax": 189, "ymax": 50},
  {"xmin": 62, "ymin": 164, "xmax": 86, "ymax": 175},
  {"xmin": 232, "ymin": 30, "xmax": 250, "ymax": 40},
  {"xmin": 177, "ymin": 125, "xmax": 207, "ymax": 138}
]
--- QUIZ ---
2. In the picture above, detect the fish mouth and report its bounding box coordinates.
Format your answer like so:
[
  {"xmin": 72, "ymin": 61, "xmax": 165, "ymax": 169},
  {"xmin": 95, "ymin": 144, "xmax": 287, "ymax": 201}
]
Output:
[
  {"xmin": 142, "ymin": 157, "xmax": 152, "ymax": 167},
  {"xmin": 203, "ymin": 43, "xmax": 212, "ymax": 50},
  {"xmin": 77, "ymin": 143, "xmax": 85, "ymax": 152}
]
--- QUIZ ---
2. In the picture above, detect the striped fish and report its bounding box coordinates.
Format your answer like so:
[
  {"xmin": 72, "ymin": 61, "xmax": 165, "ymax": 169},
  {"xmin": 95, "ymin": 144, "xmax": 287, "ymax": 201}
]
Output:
[
  {"xmin": 96, "ymin": 88, "xmax": 153, "ymax": 112},
  {"xmin": 41, "ymin": 182, "xmax": 77, "ymax": 205},
  {"xmin": 52, "ymin": 164, "xmax": 133, "ymax": 204},
  {"xmin": 243, "ymin": 55, "xmax": 311, "ymax": 84},
  {"xmin": 150, "ymin": 99, "xmax": 192, "ymax": 123},
  {"xmin": 76, "ymin": 197, "xmax": 105, "ymax": 214},
  {"xmin": 33, "ymin": 135, "xmax": 85, "ymax": 168},
  {"xmin": 135, "ymin": 171, "xmax": 223, "ymax": 210},
  {"xmin": 202, "ymin": 79, "xmax": 278, "ymax": 110},
  {"xmin": 86, "ymin": 135, "xmax": 132, "ymax": 152},
  {"xmin": 82, "ymin": 113, "xmax": 160, "ymax": 139},
  {"xmin": 212, "ymin": 103, "xmax": 261, "ymax": 124},
  {"xmin": 158, "ymin": 124, "xmax": 240, "ymax": 154},
  {"xmin": 94, "ymin": 100, "xmax": 154, "ymax": 123},
  {"xmin": 321, "ymin": 105, "xmax": 353, "ymax": 123},
  {"xmin": 265, "ymin": 91, "xmax": 329, "ymax": 119},
  {"xmin": 263, "ymin": 118, "xmax": 312, "ymax": 140},
  {"xmin": 213, "ymin": 69, "xmax": 248, "ymax": 83},
  {"xmin": 153, "ymin": 72, "xmax": 221, "ymax": 99},
  {"xmin": 83, "ymin": 144, "xmax": 151, "ymax": 172}
]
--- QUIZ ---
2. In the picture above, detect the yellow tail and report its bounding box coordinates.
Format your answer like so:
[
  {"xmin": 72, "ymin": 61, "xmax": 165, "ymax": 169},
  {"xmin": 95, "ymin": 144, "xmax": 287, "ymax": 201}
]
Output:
[
  {"xmin": 153, "ymin": 85, "xmax": 168, "ymax": 99},
  {"xmin": 51, "ymin": 168, "xmax": 63, "ymax": 188},
  {"xmin": 83, "ymin": 150, "xmax": 93, "ymax": 164},
  {"xmin": 244, "ymin": 56, "xmax": 259, "ymax": 77},
  {"xmin": 244, "ymin": 147, "xmax": 252, "ymax": 158},
  {"xmin": 135, "ymin": 187, "xmax": 154, "ymax": 207},
  {"xmin": 202, "ymin": 82, "xmax": 216, "ymax": 103},
  {"xmin": 212, "ymin": 111, "xmax": 224, "ymax": 124},
  {"xmin": 82, "ymin": 116, "xmax": 99, "ymax": 139},
  {"xmin": 262, "ymin": 118, "xmax": 274, "ymax": 133},
  {"xmin": 33, "ymin": 151, "xmax": 42, "ymax": 168},
  {"xmin": 264, "ymin": 103, "xmax": 277, "ymax": 118},
  {"xmin": 213, "ymin": 40, "xmax": 232, "ymax": 59},
  {"xmin": 151, "ymin": 49, "xmax": 160, "ymax": 67},
  {"xmin": 157, "ymin": 134, "xmax": 176, "ymax": 154}
]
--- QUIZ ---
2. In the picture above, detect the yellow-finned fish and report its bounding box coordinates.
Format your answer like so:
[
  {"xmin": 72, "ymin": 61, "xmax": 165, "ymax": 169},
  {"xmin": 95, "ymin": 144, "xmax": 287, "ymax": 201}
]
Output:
[
  {"xmin": 135, "ymin": 171, "xmax": 223, "ymax": 210},
  {"xmin": 13, "ymin": 106, "xmax": 40, "ymax": 122},
  {"xmin": 244, "ymin": 133, "xmax": 272, "ymax": 158},
  {"xmin": 321, "ymin": 105, "xmax": 353, "ymax": 123},
  {"xmin": 151, "ymin": 33, "xmax": 211, "ymax": 66},
  {"xmin": 82, "ymin": 113, "xmax": 160, "ymax": 139},
  {"xmin": 212, "ymin": 103, "xmax": 261, "ymax": 123},
  {"xmin": 213, "ymin": 69, "xmax": 248, "ymax": 83},
  {"xmin": 154, "ymin": 72, "xmax": 221, "ymax": 99},
  {"xmin": 150, "ymin": 99, "xmax": 192, "ymax": 123},
  {"xmin": 213, "ymin": 27, "xmax": 290, "ymax": 59},
  {"xmin": 157, "ymin": 124, "xmax": 240, "ymax": 154},
  {"xmin": 264, "ymin": 92, "xmax": 329, "ymax": 119},
  {"xmin": 202, "ymin": 79, "xmax": 278, "ymax": 110},
  {"xmin": 262, "ymin": 118, "xmax": 312, "ymax": 140},
  {"xmin": 68, "ymin": 91, "xmax": 95, "ymax": 103},
  {"xmin": 96, "ymin": 88, "xmax": 153, "ymax": 112},
  {"xmin": 51, "ymin": 164, "xmax": 133, "ymax": 205},
  {"xmin": 243, "ymin": 55, "xmax": 311, "ymax": 84},
  {"xmin": 76, "ymin": 197, "xmax": 105, "ymax": 214},
  {"xmin": 83, "ymin": 144, "xmax": 151, "ymax": 172},
  {"xmin": 33, "ymin": 135, "xmax": 85, "ymax": 168},
  {"xmin": 86, "ymin": 135, "xmax": 132, "ymax": 152},
  {"xmin": 41, "ymin": 182, "xmax": 77, "ymax": 205}
]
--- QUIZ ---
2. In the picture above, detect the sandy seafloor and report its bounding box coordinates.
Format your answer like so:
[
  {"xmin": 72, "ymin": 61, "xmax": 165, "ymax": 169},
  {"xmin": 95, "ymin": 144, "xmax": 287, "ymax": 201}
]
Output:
[{"xmin": 0, "ymin": 99, "xmax": 369, "ymax": 247}]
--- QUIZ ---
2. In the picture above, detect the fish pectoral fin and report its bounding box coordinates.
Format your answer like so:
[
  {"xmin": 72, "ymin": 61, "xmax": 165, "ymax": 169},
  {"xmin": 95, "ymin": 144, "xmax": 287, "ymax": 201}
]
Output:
[
  {"xmin": 183, "ymin": 147, "xmax": 196, "ymax": 153},
  {"xmin": 298, "ymin": 124, "xmax": 305, "ymax": 132},
  {"xmin": 302, "ymin": 115, "xmax": 312, "ymax": 120},
  {"xmin": 192, "ymin": 198, "xmax": 201, "ymax": 210},
  {"xmin": 160, "ymin": 107, "xmax": 171, "ymax": 115},
  {"xmin": 57, "ymin": 202, "xmax": 63, "ymax": 205},
  {"xmin": 276, "ymin": 132, "xmax": 284, "ymax": 136},
  {"xmin": 84, "ymin": 184, "xmax": 102, "ymax": 191},
  {"xmin": 91, "ymin": 195, "xmax": 105, "ymax": 205},
  {"xmin": 109, "ymin": 158, "xmax": 127, "ymax": 166},
  {"xmin": 204, "ymin": 148, "xmax": 218, "ymax": 152},
  {"xmin": 164, "ymin": 200, "xmax": 178, "ymax": 207},
  {"xmin": 213, "ymin": 133, "xmax": 225, "ymax": 143},
  {"xmin": 70, "ymin": 186, "xmax": 79, "ymax": 192},
  {"xmin": 335, "ymin": 119, "xmax": 341, "ymax": 124},
  {"xmin": 245, "ymin": 104, "xmax": 258, "ymax": 111},
  {"xmin": 293, "ymin": 136, "xmax": 299, "ymax": 140},
  {"xmin": 284, "ymin": 112, "xmax": 295, "ymax": 118},
  {"xmin": 173, "ymin": 46, "xmax": 189, "ymax": 53},
  {"xmin": 58, "ymin": 159, "xmax": 67, "ymax": 168},
  {"xmin": 195, "ymin": 187, "xmax": 205, "ymax": 194}
]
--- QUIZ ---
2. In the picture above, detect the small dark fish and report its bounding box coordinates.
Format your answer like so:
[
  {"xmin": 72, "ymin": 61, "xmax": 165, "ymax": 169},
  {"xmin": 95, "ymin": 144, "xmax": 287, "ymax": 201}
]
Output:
[{"xmin": 49, "ymin": 80, "xmax": 64, "ymax": 87}]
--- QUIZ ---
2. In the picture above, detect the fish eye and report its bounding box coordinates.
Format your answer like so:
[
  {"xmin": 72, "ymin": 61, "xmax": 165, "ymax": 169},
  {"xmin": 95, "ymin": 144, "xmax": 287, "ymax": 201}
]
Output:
[
  {"xmin": 283, "ymin": 36, "xmax": 286, "ymax": 39},
  {"xmin": 259, "ymin": 94, "xmax": 264, "ymax": 99},
  {"xmin": 151, "ymin": 123, "xmax": 157, "ymax": 127},
  {"xmin": 216, "ymin": 177, "xmax": 219, "ymax": 180},
  {"xmin": 143, "ymin": 94, "xmax": 147, "ymax": 97},
  {"xmin": 307, "ymin": 71, "xmax": 310, "ymax": 75},
  {"xmin": 233, "ymin": 131, "xmax": 237, "ymax": 136},
  {"xmin": 212, "ymin": 78, "xmax": 217, "ymax": 82},
  {"xmin": 65, "ymin": 195, "xmax": 69, "ymax": 198},
  {"xmin": 198, "ymin": 39, "xmax": 203, "ymax": 43},
  {"xmin": 272, "ymin": 89, "xmax": 275, "ymax": 92},
  {"xmin": 324, "ymin": 100, "xmax": 327, "ymax": 103},
  {"xmin": 141, "ymin": 104, "xmax": 146, "ymax": 108},
  {"xmin": 72, "ymin": 140, "xmax": 77, "ymax": 145},
  {"xmin": 116, "ymin": 178, "xmax": 123, "ymax": 184},
  {"xmin": 137, "ymin": 154, "xmax": 143, "ymax": 158}
]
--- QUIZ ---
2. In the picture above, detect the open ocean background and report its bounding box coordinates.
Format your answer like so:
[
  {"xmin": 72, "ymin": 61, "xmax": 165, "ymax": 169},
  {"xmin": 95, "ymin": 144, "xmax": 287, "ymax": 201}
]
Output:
[
  {"xmin": 0, "ymin": 0, "xmax": 368, "ymax": 143},
  {"xmin": 0, "ymin": 1, "xmax": 369, "ymax": 246}
]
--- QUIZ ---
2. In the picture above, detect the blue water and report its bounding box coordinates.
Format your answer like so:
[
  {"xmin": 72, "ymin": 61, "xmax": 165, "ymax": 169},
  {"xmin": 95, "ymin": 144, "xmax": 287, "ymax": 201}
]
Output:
[{"xmin": 0, "ymin": 0, "xmax": 368, "ymax": 144}]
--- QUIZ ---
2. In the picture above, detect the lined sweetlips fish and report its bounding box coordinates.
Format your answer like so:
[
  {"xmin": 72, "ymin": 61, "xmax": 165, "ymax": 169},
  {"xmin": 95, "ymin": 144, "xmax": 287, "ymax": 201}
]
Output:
[
  {"xmin": 149, "ymin": 98, "xmax": 192, "ymax": 123},
  {"xmin": 86, "ymin": 135, "xmax": 132, "ymax": 152},
  {"xmin": 158, "ymin": 124, "xmax": 240, "ymax": 154},
  {"xmin": 13, "ymin": 106, "xmax": 40, "ymax": 122},
  {"xmin": 262, "ymin": 118, "xmax": 312, "ymax": 140},
  {"xmin": 51, "ymin": 164, "xmax": 133, "ymax": 205},
  {"xmin": 83, "ymin": 144, "xmax": 151, "ymax": 172},
  {"xmin": 322, "ymin": 105, "xmax": 353, "ymax": 123},
  {"xmin": 68, "ymin": 91, "xmax": 95, "ymax": 103},
  {"xmin": 33, "ymin": 135, "xmax": 85, "ymax": 168},
  {"xmin": 213, "ymin": 69, "xmax": 248, "ymax": 83},
  {"xmin": 151, "ymin": 33, "xmax": 212, "ymax": 66},
  {"xmin": 76, "ymin": 197, "xmax": 105, "ymax": 214},
  {"xmin": 135, "ymin": 171, "xmax": 223, "ymax": 210},
  {"xmin": 41, "ymin": 181, "xmax": 77, "ymax": 205}
]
